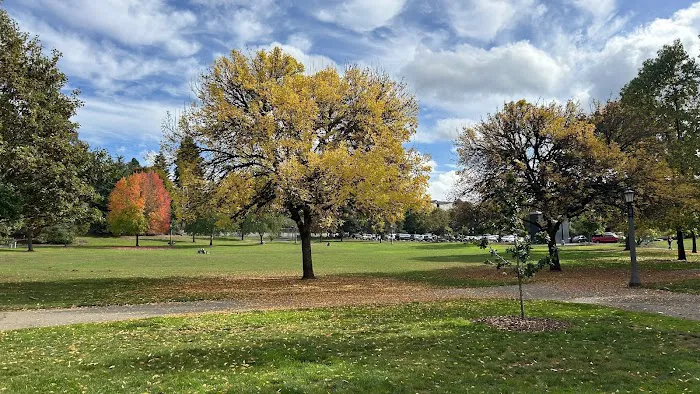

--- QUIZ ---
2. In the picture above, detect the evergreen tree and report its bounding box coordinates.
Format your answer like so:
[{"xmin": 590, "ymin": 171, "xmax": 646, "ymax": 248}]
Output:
[
  {"xmin": 152, "ymin": 151, "xmax": 169, "ymax": 175},
  {"xmin": 127, "ymin": 158, "xmax": 142, "ymax": 174},
  {"xmin": 173, "ymin": 135, "xmax": 203, "ymax": 187}
]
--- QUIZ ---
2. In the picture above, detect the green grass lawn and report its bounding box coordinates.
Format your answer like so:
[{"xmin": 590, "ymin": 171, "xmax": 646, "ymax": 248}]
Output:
[
  {"xmin": 1, "ymin": 299, "xmax": 698, "ymax": 393},
  {"xmin": 0, "ymin": 236, "xmax": 698, "ymax": 310}
]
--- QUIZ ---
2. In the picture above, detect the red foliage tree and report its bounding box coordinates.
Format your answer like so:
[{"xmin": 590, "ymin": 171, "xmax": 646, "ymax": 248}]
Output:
[{"xmin": 107, "ymin": 171, "xmax": 171, "ymax": 246}]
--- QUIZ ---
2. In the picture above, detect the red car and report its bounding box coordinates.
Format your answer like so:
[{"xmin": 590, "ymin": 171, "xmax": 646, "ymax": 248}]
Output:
[{"xmin": 591, "ymin": 232, "xmax": 620, "ymax": 243}]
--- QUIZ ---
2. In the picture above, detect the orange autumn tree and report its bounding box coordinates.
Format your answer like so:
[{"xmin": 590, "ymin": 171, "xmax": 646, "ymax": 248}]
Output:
[{"xmin": 107, "ymin": 172, "xmax": 171, "ymax": 246}]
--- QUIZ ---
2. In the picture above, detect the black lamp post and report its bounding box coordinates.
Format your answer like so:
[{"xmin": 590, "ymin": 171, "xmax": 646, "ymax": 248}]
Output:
[{"xmin": 624, "ymin": 189, "xmax": 641, "ymax": 287}]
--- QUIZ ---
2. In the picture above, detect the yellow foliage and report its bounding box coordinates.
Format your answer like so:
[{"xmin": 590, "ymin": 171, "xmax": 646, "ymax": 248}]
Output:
[{"xmin": 192, "ymin": 47, "xmax": 429, "ymax": 229}]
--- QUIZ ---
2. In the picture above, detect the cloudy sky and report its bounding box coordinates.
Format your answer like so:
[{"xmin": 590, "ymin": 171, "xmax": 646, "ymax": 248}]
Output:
[{"xmin": 4, "ymin": 0, "xmax": 700, "ymax": 200}]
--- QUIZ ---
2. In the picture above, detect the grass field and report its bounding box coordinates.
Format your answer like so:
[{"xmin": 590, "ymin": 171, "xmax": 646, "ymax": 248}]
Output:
[
  {"xmin": 0, "ymin": 235, "xmax": 699, "ymax": 310},
  {"xmin": 1, "ymin": 237, "xmax": 700, "ymax": 393},
  {"xmin": 1, "ymin": 300, "xmax": 698, "ymax": 393}
]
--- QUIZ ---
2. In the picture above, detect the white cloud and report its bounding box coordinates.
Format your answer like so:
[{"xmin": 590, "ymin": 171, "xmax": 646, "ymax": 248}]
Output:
[
  {"xmin": 76, "ymin": 96, "xmax": 182, "ymax": 151},
  {"xmin": 569, "ymin": 0, "xmax": 629, "ymax": 42},
  {"xmin": 571, "ymin": 0, "xmax": 616, "ymax": 18},
  {"xmin": 287, "ymin": 33, "xmax": 313, "ymax": 53},
  {"xmin": 13, "ymin": 13, "xmax": 202, "ymax": 96},
  {"xmin": 141, "ymin": 150, "xmax": 159, "ymax": 166},
  {"xmin": 20, "ymin": 0, "xmax": 200, "ymax": 56},
  {"xmin": 397, "ymin": 2, "xmax": 700, "ymax": 118},
  {"xmin": 415, "ymin": 118, "xmax": 475, "ymax": 143},
  {"xmin": 578, "ymin": 3, "xmax": 700, "ymax": 101},
  {"xmin": 445, "ymin": 0, "xmax": 545, "ymax": 42},
  {"xmin": 401, "ymin": 42, "xmax": 566, "ymax": 110},
  {"xmin": 315, "ymin": 0, "xmax": 407, "ymax": 32},
  {"xmin": 193, "ymin": 0, "xmax": 278, "ymax": 46},
  {"xmin": 428, "ymin": 170, "xmax": 458, "ymax": 201},
  {"xmin": 426, "ymin": 159, "xmax": 438, "ymax": 172}
]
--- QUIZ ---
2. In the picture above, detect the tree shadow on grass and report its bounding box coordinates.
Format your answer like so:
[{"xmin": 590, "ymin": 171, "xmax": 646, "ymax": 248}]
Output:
[
  {"xmin": 0, "ymin": 277, "xmax": 221, "ymax": 310},
  {"xmin": 408, "ymin": 254, "xmax": 487, "ymax": 264},
  {"xmin": 90, "ymin": 312, "xmax": 504, "ymax": 392},
  {"xmin": 72, "ymin": 302, "xmax": 700, "ymax": 393},
  {"xmin": 69, "ymin": 242, "xmax": 264, "ymax": 250},
  {"xmin": 411, "ymin": 242, "xmax": 478, "ymax": 250},
  {"xmin": 351, "ymin": 266, "xmax": 516, "ymax": 288}
]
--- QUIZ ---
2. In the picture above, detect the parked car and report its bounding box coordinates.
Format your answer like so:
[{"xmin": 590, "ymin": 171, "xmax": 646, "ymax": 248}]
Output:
[
  {"xmin": 482, "ymin": 234, "xmax": 499, "ymax": 243},
  {"xmin": 398, "ymin": 233, "xmax": 412, "ymax": 241},
  {"xmin": 591, "ymin": 232, "xmax": 619, "ymax": 243},
  {"xmin": 501, "ymin": 235, "xmax": 516, "ymax": 243},
  {"xmin": 572, "ymin": 235, "xmax": 587, "ymax": 243}
]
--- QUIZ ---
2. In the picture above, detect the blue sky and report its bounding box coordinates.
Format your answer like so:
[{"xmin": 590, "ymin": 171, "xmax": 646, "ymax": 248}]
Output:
[{"xmin": 4, "ymin": 0, "xmax": 700, "ymax": 199}]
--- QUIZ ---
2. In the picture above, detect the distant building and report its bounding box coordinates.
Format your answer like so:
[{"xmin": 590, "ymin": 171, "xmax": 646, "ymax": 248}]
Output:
[
  {"xmin": 527, "ymin": 212, "xmax": 570, "ymax": 244},
  {"xmin": 431, "ymin": 200, "xmax": 454, "ymax": 210}
]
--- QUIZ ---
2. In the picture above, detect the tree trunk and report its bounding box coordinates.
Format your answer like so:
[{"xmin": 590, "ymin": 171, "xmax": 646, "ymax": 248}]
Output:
[
  {"xmin": 289, "ymin": 206, "xmax": 316, "ymax": 279},
  {"xmin": 241, "ymin": 232, "xmax": 244, "ymax": 240},
  {"xmin": 340, "ymin": 232, "xmax": 344, "ymax": 242},
  {"xmin": 547, "ymin": 225, "xmax": 562, "ymax": 271},
  {"xmin": 319, "ymin": 233, "xmax": 322, "ymax": 243},
  {"xmin": 210, "ymin": 231, "xmax": 213, "ymax": 246},
  {"xmin": 27, "ymin": 229, "xmax": 34, "ymax": 252},
  {"xmin": 624, "ymin": 236, "xmax": 630, "ymax": 251},
  {"xmin": 136, "ymin": 234, "xmax": 139, "ymax": 247},
  {"xmin": 192, "ymin": 234, "xmax": 195, "ymax": 243},
  {"xmin": 677, "ymin": 228, "xmax": 686, "ymax": 261},
  {"xmin": 259, "ymin": 233, "xmax": 264, "ymax": 245},
  {"xmin": 692, "ymin": 231, "xmax": 697, "ymax": 254}
]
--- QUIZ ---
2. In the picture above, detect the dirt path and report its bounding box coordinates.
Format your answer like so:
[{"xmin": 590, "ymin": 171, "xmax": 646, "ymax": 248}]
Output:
[{"xmin": 1, "ymin": 275, "xmax": 699, "ymax": 331}]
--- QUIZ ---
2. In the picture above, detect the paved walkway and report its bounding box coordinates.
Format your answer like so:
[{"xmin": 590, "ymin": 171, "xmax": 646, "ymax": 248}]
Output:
[{"xmin": 2, "ymin": 283, "xmax": 699, "ymax": 331}]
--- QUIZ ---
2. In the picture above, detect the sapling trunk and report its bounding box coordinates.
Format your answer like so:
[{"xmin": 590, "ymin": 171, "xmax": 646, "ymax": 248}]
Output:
[
  {"xmin": 515, "ymin": 234, "xmax": 525, "ymax": 318},
  {"xmin": 517, "ymin": 270, "xmax": 525, "ymax": 318}
]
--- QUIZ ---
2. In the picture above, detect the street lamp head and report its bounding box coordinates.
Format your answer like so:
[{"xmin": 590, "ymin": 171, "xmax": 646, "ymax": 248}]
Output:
[{"xmin": 623, "ymin": 189, "xmax": 634, "ymax": 204}]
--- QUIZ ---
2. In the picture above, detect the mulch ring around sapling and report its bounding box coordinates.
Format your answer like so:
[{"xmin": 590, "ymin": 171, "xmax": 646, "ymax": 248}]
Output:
[{"xmin": 474, "ymin": 316, "xmax": 570, "ymax": 332}]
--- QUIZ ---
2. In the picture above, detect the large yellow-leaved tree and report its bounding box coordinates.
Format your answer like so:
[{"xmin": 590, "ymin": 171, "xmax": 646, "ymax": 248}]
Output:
[{"xmin": 184, "ymin": 47, "xmax": 430, "ymax": 278}]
